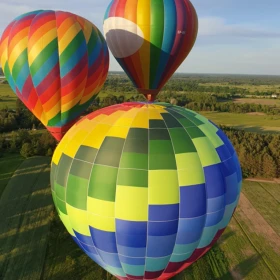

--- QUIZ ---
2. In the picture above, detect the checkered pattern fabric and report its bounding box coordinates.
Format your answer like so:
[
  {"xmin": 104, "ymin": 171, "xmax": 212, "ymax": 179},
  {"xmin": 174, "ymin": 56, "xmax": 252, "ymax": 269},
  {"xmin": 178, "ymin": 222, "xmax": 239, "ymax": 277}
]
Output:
[{"xmin": 51, "ymin": 102, "xmax": 242, "ymax": 280}]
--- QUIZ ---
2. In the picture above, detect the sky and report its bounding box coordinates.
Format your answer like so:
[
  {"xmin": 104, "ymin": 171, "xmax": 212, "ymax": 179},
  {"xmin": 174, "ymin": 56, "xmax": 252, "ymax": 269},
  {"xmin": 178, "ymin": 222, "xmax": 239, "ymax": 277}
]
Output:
[{"xmin": 0, "ymin": 0, "xmax": 280, "ymax": 75}]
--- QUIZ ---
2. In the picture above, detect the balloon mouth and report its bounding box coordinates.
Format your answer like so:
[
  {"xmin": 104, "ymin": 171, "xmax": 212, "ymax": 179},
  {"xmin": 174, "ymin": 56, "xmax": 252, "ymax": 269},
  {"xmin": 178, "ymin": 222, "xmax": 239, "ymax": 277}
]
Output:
[
  {"xmin": 137, "ymin": 88, "xmax": 159, "ymax": 102},
  {"xmin": 46, "ymin": 119, "xmax": 78, "ymax": 141}
]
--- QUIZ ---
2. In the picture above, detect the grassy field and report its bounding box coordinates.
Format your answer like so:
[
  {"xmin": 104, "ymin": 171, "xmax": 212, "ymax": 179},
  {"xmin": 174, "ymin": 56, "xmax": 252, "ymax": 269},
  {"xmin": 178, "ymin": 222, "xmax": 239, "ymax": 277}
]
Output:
[
  {"xmin": 200, "ymin": 111, "xmax": 280, "ymax": 134},
  {"xmin": 233, "ymin": 98, "xmax": 280, "ymax": 106},
  {"xmin": 0, "ymin": 154, "xmax": 24, "ymax": 198},
  {"xmin": 0, "ymin": 156, "xmax": 280, "ymax": 280},
  {"xmin": 0, "ymin": 84, "xmax": 17, "ymax": 109}
]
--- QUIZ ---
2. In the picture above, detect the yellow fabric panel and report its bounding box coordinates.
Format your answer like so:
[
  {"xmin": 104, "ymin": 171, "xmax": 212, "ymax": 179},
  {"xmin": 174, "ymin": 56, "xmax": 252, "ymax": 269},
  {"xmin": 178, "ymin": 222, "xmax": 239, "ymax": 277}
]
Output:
[
  {"xmin": 66, "ymin": 204, "xmax": 91, "ymax": 236},
  {"xmin": 148, "ymin": 108, "xmax": 164, "ymax": 120},
  {"xmin": 176, "ymin": 153, "xmax": 205, "ymax": 186},
  {"xmin": 92, "ymin": 113, "xmax": 113, "ymax": 124},
  {"xmin": 115, "ymin": 186, "xmax": 148, "ymax": 221},
  {"xmin": 193, "ymin": 137, "xmax": 221, "ymax": 167},
  {"xmin": 82, "ymin": 123, "xmax": 111, "ymax": 149},
  {"xmin": 87, "ymin": 197, "xmax": 115, "ymax": 217},
  {"xmin": 152, "ymin": 105, "xmax": 167, "ymax": 113},
  {"xmin": 8, "ymin": 29, "xmax": 28, "ymax": 69},
  {"xmin": 64, "ymin": 129, "xmax": 89, "ymax": 158},
  {"xmin": 131, "ymin": 110, "xmax": 149, "ymax": 128},
  {"xmin": 57, "ymin": 210, "xmax": 75, "ymax": 236},
  {"xmin": 101, "ymin": 110, "xmax": 126, "ymax": 125},
  {"xmin": 137, "ymin": 0, "xmax": 150, "ymax": 88},
  {"xmin": 107, "ymin": 126, "xmax": 130, "ymax": 139},
  {"xmin": 28, "ymin": 27, "xmax": 57, "ymax": 65},
  {"xmin": 58, "ymin": 19, "xmax": 81, "ymax": 54},
  {"xmin": 149, "ymin": 170, "xmax": 179, "ymax": 204},
  {"xmin": 0, "ymin": 37, "xmax": 8, "ymax": 67},
  {"xmin": 81, "ymin": 20, "xmax": 93, "ymax": 44},
  {"xmin": 122, "ymin": 108, "xmax": 139, "ymax": 118},
  {"xmin": 114, "ymin": 117, "xmax": 134, "ymax": 127},
  {"xmin": 52, "ymin": 134, "xmax": 71, "ymax": 165},
  {"xmin": 88, "ymin": 213, "xmax": 115, "ymax": 232},
  {"xmin": 198, "ymin": 124, "xmax": 224, "ymax": 148},
  {"xmin": 61, "ymin": 90, "xmax": 84, "ymax": 112}
]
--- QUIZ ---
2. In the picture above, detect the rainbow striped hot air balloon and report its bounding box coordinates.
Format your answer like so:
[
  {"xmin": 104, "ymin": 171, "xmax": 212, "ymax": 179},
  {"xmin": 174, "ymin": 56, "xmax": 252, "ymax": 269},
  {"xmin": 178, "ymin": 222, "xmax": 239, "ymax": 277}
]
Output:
[
  {"xmin": 103, "ymin": 0, "xmax": 198, "ymax": 101},
  {"xmin": 0, "ymin": 10, "xmax": 109, "ymax": 141}
]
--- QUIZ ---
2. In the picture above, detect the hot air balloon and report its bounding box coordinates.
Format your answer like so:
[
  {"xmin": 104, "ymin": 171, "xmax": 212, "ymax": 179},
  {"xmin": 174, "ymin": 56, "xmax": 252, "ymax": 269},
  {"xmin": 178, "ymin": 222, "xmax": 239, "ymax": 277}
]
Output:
[
  {"xmin": 51, "ymin": 102, "xmax": 242, "ymax": 280},
  {"xmin": 0, "ymin": 10, "xmax": 109, "ymax": 141},
  {"xmin": 103, "ymin": 0, "xmax": 198, "ymax": 101}
]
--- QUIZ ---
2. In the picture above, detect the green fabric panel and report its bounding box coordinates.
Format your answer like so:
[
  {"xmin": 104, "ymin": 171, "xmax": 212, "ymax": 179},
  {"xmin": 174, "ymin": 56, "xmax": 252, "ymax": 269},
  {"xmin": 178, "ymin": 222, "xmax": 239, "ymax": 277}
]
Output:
[
  {"xmin": 54, "ymin": 182, "xmax": 66, "ymax": 201},
  {"xmin": 47, "ymin": 111, "xmax": 61, "ymax": 127},
  {"xmin": 161, "ymin": 113, "xmax": 183, "ymax": 128},
  {"xmin": 88, "ymin": 165, "xmax": 118, "ymax": 202},
  {"xmin": 150, "ymin": 0, "xmax": 164, "ymax": 88},
  {"xmin": 149, "ymin": 140, "xmax": 177, "ymax": 170},
  {"xmin": 123, "ymin": 138, "xmax": 148, "ymax": 154},
  {"xmin": 95, "ymin": 137, "xmax": 125, "ymax": 167},
  {"xmin": 149, "ymin": 129, "xmax": 170, "ymax": 140},
  {"xmin": 66, "ymin": 174, "xmax": 88, "ymax": 210},
  {"xmin": 12, "ymin": 50, "xmax": 27, "ymax": 81},
  {"xmin": 86, "ymin": 28, "xmax": 98, "ymax": 55},
  {"xmin": 29, "ymin": 39, "xmax": 58, "ymax": 75},
  {"xmin": 56, "ymin": 153, "xmax": 73, "ymax": 187},
  {"xmin": 55, "ymin": 195, "xmax": 68, "ymax": 215},
  {"xmin": 50, "ymin": 163, "xmax": 57, "ymax": 190},
  {"xmin": 70, "ymin": 159, "xmax": 92, "ymax": 179},
  {"xmin": 119, "ymin": 153, "xmax": 148, "ymax": 170},
  {"xmin": 187, "ymin": 127, "xmax": 206, "ymax": 139},
  {"xmin": 59, "ymin": 30, "xmax": 85, "ymax": 67},
  {"xmin": 117, "ymin": 169, "xmax": 148, "ymax": 187},
  {"xmin": 178, "ymin": 118, "xmax": 197, "ymax": 128},
  {"xmin": 127, "ymin": 128, "xmax": 148, "ymax": 139},
  {"xmin": 169, "ymin": 128, "xmax": 197, "ymax": 154},
  {"xmin": 75, "ymin": 145, "xmax": 98, "ymax": 163},
  {"xmin": 149, "ymin": 120, "xmax": 166, "ymax": 128}
]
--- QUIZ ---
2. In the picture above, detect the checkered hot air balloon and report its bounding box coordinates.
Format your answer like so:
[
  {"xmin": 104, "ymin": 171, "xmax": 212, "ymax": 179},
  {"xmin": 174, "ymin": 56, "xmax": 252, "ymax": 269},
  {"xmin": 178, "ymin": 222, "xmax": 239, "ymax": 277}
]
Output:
[
  {"xmin": 103, "ymin": 0, "xmax": 198, "ymax": 101},
  {"xmin": 51, "ymin": 102, "xmax": 242, "ymax": 280},
  {"xmin": 0, "ymin": 10, "xmax": 109, "ymax": 141}
]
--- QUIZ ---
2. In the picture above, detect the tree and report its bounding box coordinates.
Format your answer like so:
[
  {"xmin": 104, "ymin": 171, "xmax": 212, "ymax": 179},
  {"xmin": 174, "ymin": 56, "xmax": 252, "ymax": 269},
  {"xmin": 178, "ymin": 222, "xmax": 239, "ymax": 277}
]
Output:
[{"xmin": 20, "ymin": 143, "xmax": 34, "ymax": 158}]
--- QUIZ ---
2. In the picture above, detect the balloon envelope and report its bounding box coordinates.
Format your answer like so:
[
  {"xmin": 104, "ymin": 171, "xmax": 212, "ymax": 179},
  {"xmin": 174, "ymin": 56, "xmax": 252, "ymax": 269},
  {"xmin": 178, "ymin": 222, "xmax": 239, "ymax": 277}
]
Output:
[
  {"xmin": 0, "ymin": 10, "xmax": 109, "ymax": 141},
  {"xmin": 103, "ymin": 0, "xmax": 198, "ymax": 101},
  {"xmin": 51, "ymin": 102, "xmax": 242, "ymax": 280}
]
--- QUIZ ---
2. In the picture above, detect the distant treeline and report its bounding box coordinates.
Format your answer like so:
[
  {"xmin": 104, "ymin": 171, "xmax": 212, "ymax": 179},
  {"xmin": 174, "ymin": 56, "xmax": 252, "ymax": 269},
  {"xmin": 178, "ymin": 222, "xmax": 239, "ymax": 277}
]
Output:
[
  {"xmin": 102, "ymin": 76, "xmax": 280, "ymax": 96},
  {"xmin": 88, "ymin": 92, "xmax": 279, "ymax": 115}
]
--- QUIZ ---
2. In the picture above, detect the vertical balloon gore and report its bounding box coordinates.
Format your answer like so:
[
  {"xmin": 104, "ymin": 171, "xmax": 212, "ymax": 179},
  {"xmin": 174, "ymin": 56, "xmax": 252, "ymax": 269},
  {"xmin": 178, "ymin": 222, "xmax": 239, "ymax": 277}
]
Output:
[
  {"xmin": 104, "ymin": 0, "xmax": 198, "ymax": 101},
  {"xmin": 0, "ymin": 10, "xmax": 109, "ymax": 141}
]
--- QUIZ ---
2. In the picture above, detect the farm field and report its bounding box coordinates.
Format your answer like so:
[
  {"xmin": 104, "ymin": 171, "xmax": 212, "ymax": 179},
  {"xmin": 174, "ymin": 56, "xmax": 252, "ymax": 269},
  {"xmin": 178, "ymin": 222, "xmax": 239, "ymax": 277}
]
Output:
[
  {"xmin": 233, "ymin": 98, "xmax": 280, "ymax": 107},
  {"xmin": 0, "ymin": 84, "xmax": 17, "ymax": 109},
  {"xmin": 200, "ymin": 111, "xmax": 280, "ymax": 133},
  {"xmin": 0, "ymin": 156, "xmax": 280, "ymax": 280},
  {"xmin": 199, "ymin": 82, "xmax": 280, "ymax": 93}
]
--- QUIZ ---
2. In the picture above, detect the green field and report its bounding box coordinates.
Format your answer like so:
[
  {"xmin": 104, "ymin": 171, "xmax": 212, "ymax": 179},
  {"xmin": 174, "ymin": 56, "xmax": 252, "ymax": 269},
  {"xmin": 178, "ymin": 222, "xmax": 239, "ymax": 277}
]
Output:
[
  {"xmin": 200, "ymin": 111, "xmax": 280, "ymax": 133},
  {"xmin": 0, "ymin": 84, "xmax": 17, "ymax": 109},
  {"xmin": 233, "ymin": 98, "xmax": 280, "ymax": 107},
  {"xmin": 1, "ymin": 156, "xmax": 280, "ymax": 280}
]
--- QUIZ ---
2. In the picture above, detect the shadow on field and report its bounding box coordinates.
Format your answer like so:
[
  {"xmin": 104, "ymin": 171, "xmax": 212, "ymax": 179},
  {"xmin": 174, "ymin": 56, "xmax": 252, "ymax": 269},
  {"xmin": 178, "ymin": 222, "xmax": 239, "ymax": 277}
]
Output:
[
  {"xmin": 0, "ymin": 157, "xmax": 53, "ymax": 280},
  {"xmin": 234, "ymin": 125, "xmax": 280, "ymax": 134},
  {"xmin": 220, "ymin": 254, "xmax": 262, "ymax": 280}
]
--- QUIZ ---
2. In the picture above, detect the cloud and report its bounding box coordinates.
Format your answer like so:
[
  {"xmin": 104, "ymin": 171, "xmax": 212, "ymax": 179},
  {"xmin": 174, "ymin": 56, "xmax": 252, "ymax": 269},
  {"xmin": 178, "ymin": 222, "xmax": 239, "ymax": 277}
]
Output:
[{"xmin": 199, "ymin": 17, "xmax": 280, "ymax": 39}]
